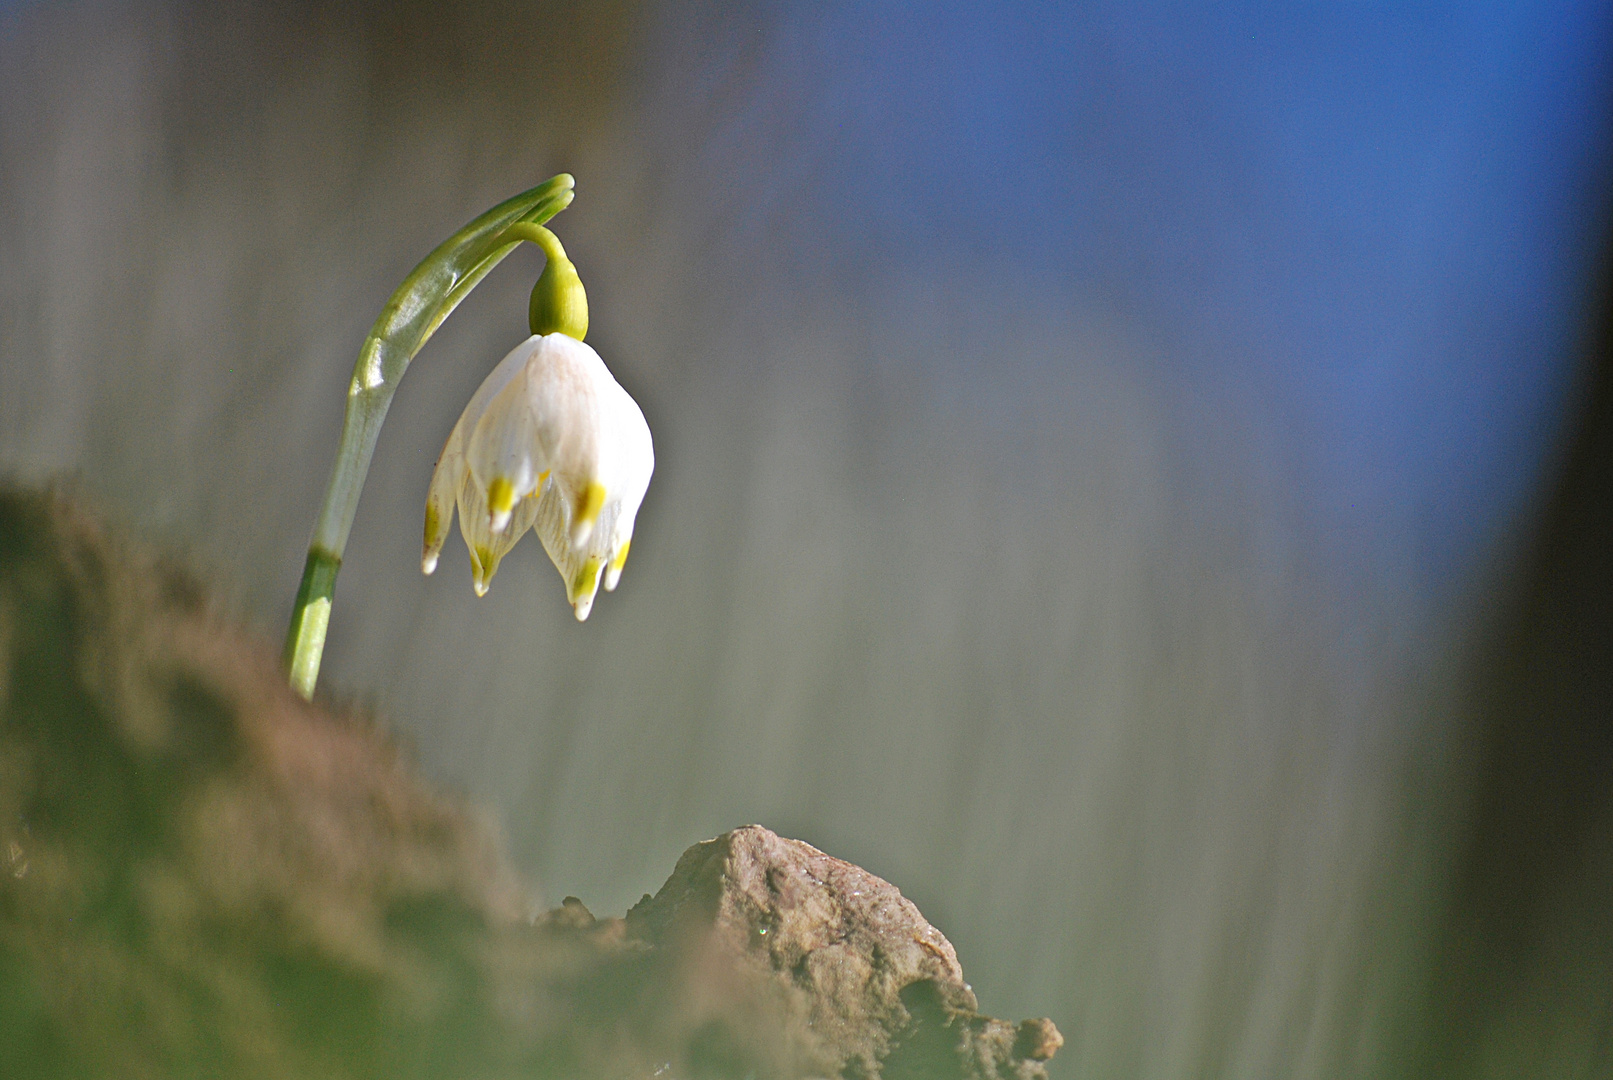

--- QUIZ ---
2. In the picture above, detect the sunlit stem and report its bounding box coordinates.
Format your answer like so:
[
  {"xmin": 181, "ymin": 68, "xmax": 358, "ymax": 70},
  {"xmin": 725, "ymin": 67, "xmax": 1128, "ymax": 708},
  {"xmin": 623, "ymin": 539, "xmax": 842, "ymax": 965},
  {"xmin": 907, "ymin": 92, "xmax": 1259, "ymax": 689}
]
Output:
[
  {"xmin": 509, "ymin": 223, "xmax": 589, "ymax": 341},
  {"xmin": 500, "ymin": 221, "xmax": 567, "ymax": 257},
  {"xmin": 283, "ymin": 174, "xmax": 577, "ymax": 700}
]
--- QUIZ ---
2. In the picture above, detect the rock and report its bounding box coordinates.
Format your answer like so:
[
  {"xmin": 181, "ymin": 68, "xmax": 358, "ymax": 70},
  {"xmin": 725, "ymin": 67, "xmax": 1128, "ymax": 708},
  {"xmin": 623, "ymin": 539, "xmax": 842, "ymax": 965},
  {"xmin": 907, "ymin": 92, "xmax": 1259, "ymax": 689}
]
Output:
[
  {"xmin": 626, "ymin": 825, "xmax": 1063, "ymax": 1079},
  {"xmin": 1013, "ymin": 1018, "xmax": 1065, "ymax": 1061},
  {"xmin": 0, "ymin": 485, "xmax": 1060, "ymax": 1079}
]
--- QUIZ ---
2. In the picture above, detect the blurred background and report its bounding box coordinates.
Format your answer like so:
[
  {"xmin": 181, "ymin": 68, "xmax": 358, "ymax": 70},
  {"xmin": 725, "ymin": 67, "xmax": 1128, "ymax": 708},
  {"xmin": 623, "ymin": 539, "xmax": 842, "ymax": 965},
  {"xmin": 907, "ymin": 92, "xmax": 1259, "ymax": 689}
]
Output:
[{"xmin": 2, "ymin": 1, "xmax": 1611, "ymax": 1076}]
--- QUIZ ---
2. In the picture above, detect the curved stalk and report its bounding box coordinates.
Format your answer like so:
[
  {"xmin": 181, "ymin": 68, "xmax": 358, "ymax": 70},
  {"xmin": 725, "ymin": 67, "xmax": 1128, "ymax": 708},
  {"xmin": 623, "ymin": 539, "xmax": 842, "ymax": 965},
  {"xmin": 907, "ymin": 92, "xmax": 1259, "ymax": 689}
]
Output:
[{"xmin": 284, "ymin": 174, "xmax": 576, "ymax": 699}]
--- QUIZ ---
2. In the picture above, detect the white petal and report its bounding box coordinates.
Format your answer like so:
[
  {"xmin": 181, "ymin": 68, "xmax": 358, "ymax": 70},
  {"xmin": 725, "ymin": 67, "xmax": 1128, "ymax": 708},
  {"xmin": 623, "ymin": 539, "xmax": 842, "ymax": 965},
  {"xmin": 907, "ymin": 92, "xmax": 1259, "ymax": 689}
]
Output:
[
  {"xmin": 425, "ymin": 336, "xmax": 540, "ymax": 569},
  {"xmin": 512, "ymin": 333, "xmax": 655, "ymax": 616},
  {"xmin": 460, "ymin": 335, "xmax": 543, "ymax": 437},
  {"xmin": 455, "ymin": 469, "xmax": 540, "ymax": 596},
  {"xmin": 532, "ymin": 482, "xmax": 606, "ymax": 619},
  {"xmin": 422, "ymin": 414, "xmax": 472, "ymax": 575},
  {"xmin": 602, "ymin": 537, "xmax": 630, "ymax": 592},
  {"xmin": 467, "ymin": 363, "xmax": 545, "ymax": 532},
  {"xmin": 572, "ymin": 589, "xmax": 595, "ymax": 621},
  {"xmin": 523, "ymin": 335, "xmax": 605, "ymax": 487},
  {"xmin": 596, "ymin": 380, "xmax": 654, "ymax": 521}
]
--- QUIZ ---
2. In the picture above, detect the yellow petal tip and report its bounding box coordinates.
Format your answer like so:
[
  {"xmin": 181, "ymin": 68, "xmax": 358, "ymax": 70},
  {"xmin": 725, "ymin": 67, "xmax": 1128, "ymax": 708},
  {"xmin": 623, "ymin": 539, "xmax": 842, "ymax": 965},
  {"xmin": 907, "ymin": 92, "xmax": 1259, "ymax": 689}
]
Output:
[
  {"xmin": 487, "ymin": 476, "xmax": 516, "ymax": 531},
  {"xmin": 604, "ymin": 540, "xmax": 629, "ymax": 591},
  {"xmin": 569, "ymin": 481, "xmax": 607, "ymax": 546}
]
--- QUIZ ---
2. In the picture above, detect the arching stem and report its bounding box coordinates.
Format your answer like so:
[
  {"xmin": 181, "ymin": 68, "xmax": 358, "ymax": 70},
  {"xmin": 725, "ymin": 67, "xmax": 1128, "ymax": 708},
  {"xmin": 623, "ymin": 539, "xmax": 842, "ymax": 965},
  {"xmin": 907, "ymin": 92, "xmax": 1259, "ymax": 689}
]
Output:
[{"xmin": 284, "ymin": 174, "xmax": 576, "ymax": 699}]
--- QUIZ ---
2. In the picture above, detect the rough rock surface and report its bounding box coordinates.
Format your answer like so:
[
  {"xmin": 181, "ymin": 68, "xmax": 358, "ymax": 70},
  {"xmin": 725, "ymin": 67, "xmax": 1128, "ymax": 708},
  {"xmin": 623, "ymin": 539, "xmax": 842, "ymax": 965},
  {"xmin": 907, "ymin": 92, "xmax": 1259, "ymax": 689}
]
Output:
[
  {"xmin": 0, "ymin": 486, "xmax": 1061, "ymax": 1079},
  {"xmin": 627, "ymin": 826, "xmax": 1062, "ymax": 1078}
]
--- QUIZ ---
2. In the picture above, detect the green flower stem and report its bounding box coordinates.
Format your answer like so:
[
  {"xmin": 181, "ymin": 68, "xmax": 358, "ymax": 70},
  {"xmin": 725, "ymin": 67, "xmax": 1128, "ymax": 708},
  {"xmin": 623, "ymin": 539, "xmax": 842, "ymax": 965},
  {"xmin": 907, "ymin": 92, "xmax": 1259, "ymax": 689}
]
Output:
[
  {"xmin": 498, "ymin": 221, "xmax": 567, "ymax": 257},
  {"xmin": 285, "ymin": 548, "xmax": 339, "ymax": 697},
  {"xmin": 283, "ymin": 174, "xmax": 577, "ymax": 699}
]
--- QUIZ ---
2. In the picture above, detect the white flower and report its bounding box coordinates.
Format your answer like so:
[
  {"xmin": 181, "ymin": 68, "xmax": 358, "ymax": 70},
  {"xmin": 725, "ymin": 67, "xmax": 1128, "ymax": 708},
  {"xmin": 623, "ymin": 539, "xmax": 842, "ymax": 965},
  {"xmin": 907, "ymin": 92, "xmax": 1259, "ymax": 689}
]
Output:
[{"xmin": 422, "ymin": 332, "xmax": 653, "ymax": 620}]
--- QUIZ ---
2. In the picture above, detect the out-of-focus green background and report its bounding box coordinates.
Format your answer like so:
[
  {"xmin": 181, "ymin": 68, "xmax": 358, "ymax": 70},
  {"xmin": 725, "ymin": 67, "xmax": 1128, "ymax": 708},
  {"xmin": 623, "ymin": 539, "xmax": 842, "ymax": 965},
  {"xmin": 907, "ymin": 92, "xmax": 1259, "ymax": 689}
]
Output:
[{"xmin": 2, "ymin": 2, "xmax": 1610, "ymax": 1076}]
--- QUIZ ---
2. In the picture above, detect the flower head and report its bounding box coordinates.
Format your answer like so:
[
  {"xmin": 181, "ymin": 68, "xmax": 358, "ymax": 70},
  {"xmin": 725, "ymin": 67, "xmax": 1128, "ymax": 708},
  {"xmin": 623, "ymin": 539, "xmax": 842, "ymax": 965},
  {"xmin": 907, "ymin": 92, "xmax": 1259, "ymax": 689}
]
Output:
[{"xmin": 422, "ymin": 332, "xmax": 653, "ymax": 620}]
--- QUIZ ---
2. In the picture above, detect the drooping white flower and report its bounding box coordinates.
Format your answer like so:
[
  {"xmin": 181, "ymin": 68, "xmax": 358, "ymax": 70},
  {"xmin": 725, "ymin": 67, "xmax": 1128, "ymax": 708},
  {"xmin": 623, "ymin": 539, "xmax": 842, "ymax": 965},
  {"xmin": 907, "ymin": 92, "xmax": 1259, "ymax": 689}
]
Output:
[{"xmin": 422, "ymin": 332, "xmax": 653, "ymax": 620}]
